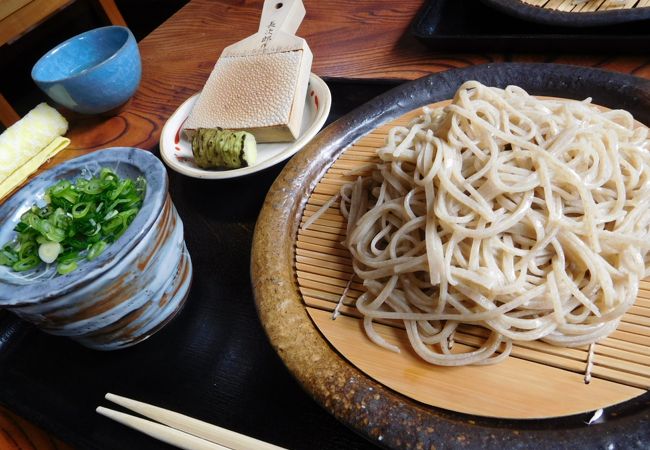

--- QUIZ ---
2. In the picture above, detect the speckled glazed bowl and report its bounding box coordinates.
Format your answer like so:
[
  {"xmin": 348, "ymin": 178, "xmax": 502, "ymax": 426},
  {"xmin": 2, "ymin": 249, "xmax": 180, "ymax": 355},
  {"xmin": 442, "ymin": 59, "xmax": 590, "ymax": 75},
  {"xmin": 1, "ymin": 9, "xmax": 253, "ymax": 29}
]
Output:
[
  {"xmin": 31, "ymin": 26, "xmax": 141, "ymax": 114},
  {"xmin": 252, "ymin": 63, "xmax": 650, "ymax": 449},
  {"xmin": 0, "ymin": 148, "xmax": 192, "ymax": 350}
]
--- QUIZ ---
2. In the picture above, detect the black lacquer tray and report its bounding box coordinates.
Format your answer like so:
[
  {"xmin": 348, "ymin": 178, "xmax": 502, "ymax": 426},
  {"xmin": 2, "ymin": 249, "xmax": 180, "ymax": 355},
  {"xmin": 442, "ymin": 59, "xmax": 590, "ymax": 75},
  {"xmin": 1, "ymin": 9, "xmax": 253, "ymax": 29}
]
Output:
[
  {"xmin": 2, "ymin": 66, "xmax": 650, "ymax": 450},
  {"xmin": 480, "ymin": 0, "xmax": 650, "ymax": 27},
  {"xmin": 0, "ymin": 80, "xmax": 394, "ymax": 450},
  {"xmin": 411, "ymin": 0, "xmax": 650, "ymax": 53}
]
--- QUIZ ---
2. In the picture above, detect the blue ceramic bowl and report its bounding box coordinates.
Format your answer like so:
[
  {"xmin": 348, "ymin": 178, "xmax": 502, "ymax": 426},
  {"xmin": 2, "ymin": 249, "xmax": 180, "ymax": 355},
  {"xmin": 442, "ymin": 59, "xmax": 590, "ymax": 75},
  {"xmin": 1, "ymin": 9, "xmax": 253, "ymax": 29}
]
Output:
[
  {"xmin": 31, "ymin": 26, "xmax": 141, "ymax": 114},
  {"xmin": 0, "ymin": 148, "xmax": 192, "ymax": 350}
]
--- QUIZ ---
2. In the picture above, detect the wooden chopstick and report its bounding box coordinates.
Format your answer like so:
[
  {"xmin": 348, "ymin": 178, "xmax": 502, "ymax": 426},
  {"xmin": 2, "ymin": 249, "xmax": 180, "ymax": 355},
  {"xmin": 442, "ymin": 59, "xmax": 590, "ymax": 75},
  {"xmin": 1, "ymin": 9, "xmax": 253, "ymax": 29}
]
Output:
[
  {"xmin": 96, "ymin": 407, "xmax": 227, "ymax": 450},
  {"xmin": 97, "ymin": 393, "xmax": 286, "ymax": 450}
]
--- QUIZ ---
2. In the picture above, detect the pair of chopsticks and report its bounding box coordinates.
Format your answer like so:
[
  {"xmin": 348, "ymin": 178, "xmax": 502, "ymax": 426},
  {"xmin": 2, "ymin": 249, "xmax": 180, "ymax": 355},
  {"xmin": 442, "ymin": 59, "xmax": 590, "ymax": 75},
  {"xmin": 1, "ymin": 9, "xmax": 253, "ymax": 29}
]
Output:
[{"xmin": 97, "ymin": 393, "xmax": 285, "ymax": 450}]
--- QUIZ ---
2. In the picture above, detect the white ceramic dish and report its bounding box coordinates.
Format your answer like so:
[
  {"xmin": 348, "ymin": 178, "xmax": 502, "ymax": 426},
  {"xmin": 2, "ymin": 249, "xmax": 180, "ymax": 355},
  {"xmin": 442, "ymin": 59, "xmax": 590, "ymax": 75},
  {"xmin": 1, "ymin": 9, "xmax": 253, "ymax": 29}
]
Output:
[{"xmin": 160, "ymin": 73, "xmax": 331, "ymax": 179}]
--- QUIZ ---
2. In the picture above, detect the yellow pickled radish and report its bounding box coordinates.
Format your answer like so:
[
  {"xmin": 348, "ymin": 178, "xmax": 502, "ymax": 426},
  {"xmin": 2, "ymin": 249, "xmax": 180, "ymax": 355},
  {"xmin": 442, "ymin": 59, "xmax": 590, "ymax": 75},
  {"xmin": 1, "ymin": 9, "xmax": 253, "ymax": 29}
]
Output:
[{"xmin": 0, "ymin": 103, "xmax": 68, "ymax": 184}]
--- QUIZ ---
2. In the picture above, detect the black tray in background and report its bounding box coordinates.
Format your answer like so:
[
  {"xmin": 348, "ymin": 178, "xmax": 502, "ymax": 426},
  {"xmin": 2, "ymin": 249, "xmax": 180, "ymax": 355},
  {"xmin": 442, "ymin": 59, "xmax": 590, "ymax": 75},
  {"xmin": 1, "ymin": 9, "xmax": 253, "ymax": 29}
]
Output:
[
  {"xmin": 479, "ymin": 0, "xmax": 650, "ymax": 28},
  {"xmin": 411, "ymin": 0, "xmax": 650, "ymax": 53}
]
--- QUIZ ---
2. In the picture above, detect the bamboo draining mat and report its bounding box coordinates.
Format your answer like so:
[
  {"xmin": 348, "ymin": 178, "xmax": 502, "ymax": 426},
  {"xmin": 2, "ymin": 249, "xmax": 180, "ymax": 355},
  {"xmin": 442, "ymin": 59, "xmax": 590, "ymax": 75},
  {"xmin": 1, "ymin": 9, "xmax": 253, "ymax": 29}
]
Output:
[
  {"xmin": 295, "ymin": 103, "xmax": 650, "ymax": 419},
  {"xmin": 521, "ymin": 0, "xmax": 650, "ymax": 12}
]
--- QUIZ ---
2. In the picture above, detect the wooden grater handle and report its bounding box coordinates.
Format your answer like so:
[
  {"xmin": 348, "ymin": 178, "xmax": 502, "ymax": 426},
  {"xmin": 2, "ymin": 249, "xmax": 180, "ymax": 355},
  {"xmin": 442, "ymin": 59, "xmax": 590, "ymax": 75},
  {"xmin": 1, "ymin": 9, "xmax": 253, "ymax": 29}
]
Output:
[{"xmin": 258, "ymin": 0, "xmax": 306, "ymax": 37}]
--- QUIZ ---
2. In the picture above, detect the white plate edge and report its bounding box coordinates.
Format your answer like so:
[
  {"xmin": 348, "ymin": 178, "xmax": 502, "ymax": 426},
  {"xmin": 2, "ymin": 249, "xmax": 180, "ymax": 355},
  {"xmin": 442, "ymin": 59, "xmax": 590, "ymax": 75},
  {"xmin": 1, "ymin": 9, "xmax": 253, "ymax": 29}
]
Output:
[{"xmin": 159, "ymin": 73, "xmax": 332, "ymax": 180}]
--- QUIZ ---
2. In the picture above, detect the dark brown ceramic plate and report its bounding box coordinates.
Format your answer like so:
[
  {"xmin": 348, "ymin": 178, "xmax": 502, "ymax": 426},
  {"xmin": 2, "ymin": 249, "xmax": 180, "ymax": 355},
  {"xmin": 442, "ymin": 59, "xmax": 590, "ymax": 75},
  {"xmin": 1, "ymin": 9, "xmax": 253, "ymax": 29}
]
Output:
[
  {"xmin": 479, "ymin": 0, "xmax": 650, "ymax": 27},
  {"xmin": 251, "ymin": 63, "xmax": 650, "ymax": 449}
]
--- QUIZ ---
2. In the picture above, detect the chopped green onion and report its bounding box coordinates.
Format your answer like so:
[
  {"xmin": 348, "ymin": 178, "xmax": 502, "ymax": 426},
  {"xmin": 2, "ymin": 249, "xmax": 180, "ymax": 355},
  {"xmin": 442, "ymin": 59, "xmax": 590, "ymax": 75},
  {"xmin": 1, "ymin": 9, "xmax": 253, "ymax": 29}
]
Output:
[
  {"xmin": 72, "ymin": 201, "xmax": 92, "ymax": 219},
  {"xmin": 104, "ymin": 209, "xmax": 118, "ymax": 221},
  {"xmin": 13, "ymin": 255, "xmax": 40, "ymax": 272},
  {"xmin": 0, "ymin": 168, "xmax": 146, "ymax": 275},
  {"xmin": 38, "ymin": 241, "xmax": 62, "ymax": 264},
  {"xmin": 0, "ymin": 247, "xmax": 17, "ymax": 265},
  {"xmin": 18, "ymin": 239, "xmax": 37, "ymax": 259},
  {"xmin": 87, "ymin": 241, "xmax": 108, "ymax": 260},
  {"xmin": 56, "ymin": 260, "xmax": 78, "ymax": 275}
]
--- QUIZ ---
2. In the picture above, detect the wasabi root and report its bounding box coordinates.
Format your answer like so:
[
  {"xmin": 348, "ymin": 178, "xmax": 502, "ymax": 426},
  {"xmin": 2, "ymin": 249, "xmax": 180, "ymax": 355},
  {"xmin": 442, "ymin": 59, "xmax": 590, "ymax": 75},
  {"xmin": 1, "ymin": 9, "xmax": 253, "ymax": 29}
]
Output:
[{"xmin": 191, "ymin": 128, "xmax": 257, "ymax": 170}]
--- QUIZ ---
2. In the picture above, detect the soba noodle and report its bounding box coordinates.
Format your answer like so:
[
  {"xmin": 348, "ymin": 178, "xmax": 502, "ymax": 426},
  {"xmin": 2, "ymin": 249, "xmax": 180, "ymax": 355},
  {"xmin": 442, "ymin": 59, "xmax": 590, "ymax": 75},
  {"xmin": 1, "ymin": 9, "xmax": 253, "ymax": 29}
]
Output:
[{"xmin": 339, "ymin": 81, "xmax": 650, "ymax": 366}]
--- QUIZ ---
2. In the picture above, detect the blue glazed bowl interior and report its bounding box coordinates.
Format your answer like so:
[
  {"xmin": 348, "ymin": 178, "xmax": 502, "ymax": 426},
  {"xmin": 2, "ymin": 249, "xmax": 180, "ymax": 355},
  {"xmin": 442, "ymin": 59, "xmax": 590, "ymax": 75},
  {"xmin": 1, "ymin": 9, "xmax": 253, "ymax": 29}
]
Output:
[
  {"xmin": 31, "ymin": 26, "xmax": 141, "ymax": 114},
  {"xmin": 0, "ymin": 148, "xmax": 167, "ymax": 305},
  {"xmin": 32, "ymin": 27, "xmax": 129, "ymax": 82}
]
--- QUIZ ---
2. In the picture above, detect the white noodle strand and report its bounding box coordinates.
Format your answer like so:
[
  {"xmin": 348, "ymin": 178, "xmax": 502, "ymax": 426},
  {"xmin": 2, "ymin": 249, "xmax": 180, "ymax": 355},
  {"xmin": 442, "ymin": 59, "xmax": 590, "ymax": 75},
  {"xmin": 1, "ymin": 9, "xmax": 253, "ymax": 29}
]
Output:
[{"xmin": 340, "ymin": 81, "xmax": 650, "ymax": 366}]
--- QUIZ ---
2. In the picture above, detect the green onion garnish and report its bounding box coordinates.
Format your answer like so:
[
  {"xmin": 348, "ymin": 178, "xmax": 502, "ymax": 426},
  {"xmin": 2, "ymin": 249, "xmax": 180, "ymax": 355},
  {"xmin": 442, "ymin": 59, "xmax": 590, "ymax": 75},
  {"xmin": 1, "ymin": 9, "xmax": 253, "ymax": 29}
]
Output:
[{"xmin": 1, "ymin": 168, "xmax": 146, "ymax": 275}]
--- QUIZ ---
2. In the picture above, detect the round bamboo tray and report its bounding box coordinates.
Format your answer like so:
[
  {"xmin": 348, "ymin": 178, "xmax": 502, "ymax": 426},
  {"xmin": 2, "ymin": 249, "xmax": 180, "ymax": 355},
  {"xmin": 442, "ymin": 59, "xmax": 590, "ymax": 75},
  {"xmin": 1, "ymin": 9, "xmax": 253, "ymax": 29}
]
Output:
[
  {"xmin": 522, "ymin": 0, "xmax": 650, "ymax": 12},
  {"xmin": 295, "ymin": 100, "xmax": 649, "ymax": 420}
]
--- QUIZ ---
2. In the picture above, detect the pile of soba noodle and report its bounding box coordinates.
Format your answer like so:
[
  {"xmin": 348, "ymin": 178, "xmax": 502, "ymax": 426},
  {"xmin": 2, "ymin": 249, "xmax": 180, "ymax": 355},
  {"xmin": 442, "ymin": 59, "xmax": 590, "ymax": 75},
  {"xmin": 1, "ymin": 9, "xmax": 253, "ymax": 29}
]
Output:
[{"xmin": 339, "ymin": 81, "xmax": 650, "ymax": 366}]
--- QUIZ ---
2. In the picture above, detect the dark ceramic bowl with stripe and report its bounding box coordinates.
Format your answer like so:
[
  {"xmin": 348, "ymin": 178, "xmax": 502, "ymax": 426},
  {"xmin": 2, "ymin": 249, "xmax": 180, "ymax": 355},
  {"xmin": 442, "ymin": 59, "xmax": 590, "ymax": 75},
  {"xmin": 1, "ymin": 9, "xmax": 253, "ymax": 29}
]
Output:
[{"xmin": 0, "ymin": 148, "xmax": 192, "ymax": 350}]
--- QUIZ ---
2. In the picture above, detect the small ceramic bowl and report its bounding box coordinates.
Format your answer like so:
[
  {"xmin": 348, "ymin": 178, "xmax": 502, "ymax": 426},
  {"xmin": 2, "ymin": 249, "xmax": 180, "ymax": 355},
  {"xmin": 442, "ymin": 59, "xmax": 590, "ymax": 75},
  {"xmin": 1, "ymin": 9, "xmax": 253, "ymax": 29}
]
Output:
[
  {"xmin": 0, "ymin": 148, "xmax": 192, "ymax": 350},
  {"xmin": 31, "ymin": 26, "xmax": 141, "ymax": 114}
]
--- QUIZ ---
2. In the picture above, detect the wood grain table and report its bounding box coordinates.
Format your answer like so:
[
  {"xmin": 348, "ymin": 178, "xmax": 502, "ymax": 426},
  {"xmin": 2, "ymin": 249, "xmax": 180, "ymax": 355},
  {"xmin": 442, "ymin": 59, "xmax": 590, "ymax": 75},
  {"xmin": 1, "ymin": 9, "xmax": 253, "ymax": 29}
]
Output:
[{"xmin": 1, "ymin": 0, "xmax": 649, "ymax": 448}]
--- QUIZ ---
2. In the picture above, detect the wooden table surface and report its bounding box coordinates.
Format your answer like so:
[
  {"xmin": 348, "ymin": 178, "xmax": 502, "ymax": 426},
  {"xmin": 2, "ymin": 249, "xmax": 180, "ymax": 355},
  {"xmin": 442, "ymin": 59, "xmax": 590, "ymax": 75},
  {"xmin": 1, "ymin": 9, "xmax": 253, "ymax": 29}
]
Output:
[
  {"xmin": 1, "ymin": 0, "xmax": 649, "ymax": 448},
  {"xmin": 57, "ymin": 0, "xmax": 650, "ymax": 160}
]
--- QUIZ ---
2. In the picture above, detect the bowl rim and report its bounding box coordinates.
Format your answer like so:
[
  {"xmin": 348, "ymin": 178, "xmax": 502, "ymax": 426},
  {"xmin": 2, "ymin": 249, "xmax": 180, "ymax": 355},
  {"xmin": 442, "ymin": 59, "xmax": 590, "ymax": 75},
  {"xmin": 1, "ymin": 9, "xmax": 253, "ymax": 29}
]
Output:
[
  {"xmin": 0, "ymin": 147, "xmax": 168, "ymax": 306},
  {"xmin": 31, "ymin": 26, "xmax": 135, "ymax": 85}
]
